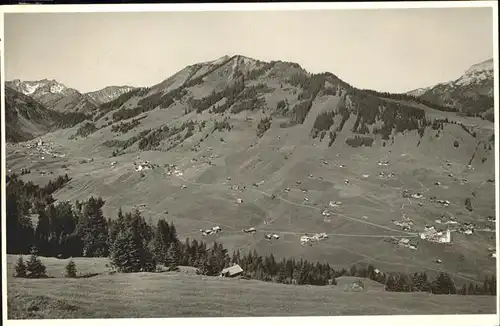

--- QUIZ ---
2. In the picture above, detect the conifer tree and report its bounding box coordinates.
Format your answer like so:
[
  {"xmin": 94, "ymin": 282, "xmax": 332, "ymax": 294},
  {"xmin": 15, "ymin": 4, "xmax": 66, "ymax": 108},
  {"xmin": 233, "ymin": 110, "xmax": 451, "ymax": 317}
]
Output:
[
  {"xmin": 65, "ymin": 258, "xmax": 77, "ymax": 278},
  {"xmin": 152, "ymin": 219, "xmax": 171, "ymax": 263},
  {"xmin": 109, "ymin": 211, "xmax": 156, "ymax": 273},
  {"xmin": 434, "ymin": 272, "xmax": 456, "ymax": 294},
  {"xmin": 385, "ymin": 275, "xmax": 396, "ymax": 291},
  {"xmin": 14, "ymin": 256, "xmax": 27, "ymax": 278},
  {"xmin": 165, "ymin": 241, "xmax": 180, "ymax": 271},
  {"xmin": 26, "ymin": 246, "xmax": 47, "ymax": 278},
  {"xmin": 34, "ymin": 209, "xmax": 50, "ymax": 256},
  {"xmin": 468, "ymin": 282, "xmax": 476, "ymax": 295},
  {"xmin": 81, "ymin": 197, "xmax": 109, "ymax": 257},
  {"xmin": 489, "ymin": 276, "xmax": 496, "ymax": 295}
]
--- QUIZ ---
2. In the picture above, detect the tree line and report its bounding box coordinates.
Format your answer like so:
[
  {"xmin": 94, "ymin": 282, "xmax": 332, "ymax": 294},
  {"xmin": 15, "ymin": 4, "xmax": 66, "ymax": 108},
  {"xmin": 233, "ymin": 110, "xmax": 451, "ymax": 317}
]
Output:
[
  {"xmin": 111, "ymin": 87, "xmax": 188, "ymax": 123},
  {"xmin": 73, "ymin": 122, "xmax": 98, "ymax": 138},
  {"xmin": 111, "ymin": 116, "xmax": 145, "ymax": 134},
  {"xmin": 7, "ymin": 174, "xmax": 496, "ymax": 295}
]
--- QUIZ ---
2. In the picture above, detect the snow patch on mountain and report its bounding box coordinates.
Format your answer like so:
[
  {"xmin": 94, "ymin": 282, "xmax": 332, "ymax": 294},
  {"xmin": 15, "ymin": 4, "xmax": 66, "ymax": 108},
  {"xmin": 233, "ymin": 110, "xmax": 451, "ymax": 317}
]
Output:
[
  {"xmin": 406, "ymin": 87, "xmax": 429, "ymax": 97},
  {"xmin": 50, "ymin": 84, "xmax": 65, "ymax": 94},
  {"xmin": 407, "ymin": 58, "xmax": 493, "ymax": 95},
  {"xmin": 25, "ymin": 83, "xmax": 41, "ymax": 95}
]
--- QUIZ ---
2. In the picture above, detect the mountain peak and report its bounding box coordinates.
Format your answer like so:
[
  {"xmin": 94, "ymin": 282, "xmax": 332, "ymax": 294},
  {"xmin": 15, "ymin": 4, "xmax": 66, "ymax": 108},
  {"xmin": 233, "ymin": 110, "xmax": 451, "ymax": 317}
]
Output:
[
  {"xmin": 464, "ymin": 58, "xmax": 493, "ymax": 75},
  {"xmin": 200, "ymin": 55, "xmax": 231, "ymax": 66},
  {"xmin": 85, "ymin": 85, "xmax": 136, "ymax": 105}
]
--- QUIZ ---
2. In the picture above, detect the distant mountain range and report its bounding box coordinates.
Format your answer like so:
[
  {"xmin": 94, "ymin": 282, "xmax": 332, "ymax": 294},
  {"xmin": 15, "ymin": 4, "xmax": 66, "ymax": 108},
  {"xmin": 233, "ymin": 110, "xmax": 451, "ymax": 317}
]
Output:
[
  {"xmin": 6, "ymin": 79, "xmax": 135, "ymax": 113},
  {"xmin": 407, "ymin": 58, "xmax": 494, "ymax": 121},
  {"xmin": 5, "ymin": 55, "xmax": 495, "ymax": 144}
]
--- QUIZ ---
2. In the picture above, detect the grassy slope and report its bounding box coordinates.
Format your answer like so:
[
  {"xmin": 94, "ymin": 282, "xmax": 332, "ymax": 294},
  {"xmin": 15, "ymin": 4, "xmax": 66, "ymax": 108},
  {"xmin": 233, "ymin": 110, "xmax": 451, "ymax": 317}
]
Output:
[
  {"xmin": 5, "ymin": 58, "xmax": 496, "ymax": 289},
  {"xmin": 7, "ymin": 110, "xmax": 495, "ymax": 284},
  {"xmin": 6, "ymin": 255, "xmax": 496, "ymax": 319}
]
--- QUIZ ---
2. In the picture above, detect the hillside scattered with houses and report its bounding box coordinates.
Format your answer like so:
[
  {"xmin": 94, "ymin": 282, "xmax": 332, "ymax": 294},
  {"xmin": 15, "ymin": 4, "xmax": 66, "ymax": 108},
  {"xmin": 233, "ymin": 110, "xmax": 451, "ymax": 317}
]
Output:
[{"xmin": 5, "ymin": 54, "xmax": 497, "ymax": 318}]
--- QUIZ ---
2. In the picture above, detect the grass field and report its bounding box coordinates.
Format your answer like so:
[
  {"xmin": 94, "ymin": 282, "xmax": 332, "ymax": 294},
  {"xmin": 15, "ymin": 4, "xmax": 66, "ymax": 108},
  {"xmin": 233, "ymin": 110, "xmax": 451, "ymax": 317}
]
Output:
[{"xmin": 5, "ymin": 255, "xmax": 497, "ymax": 319}]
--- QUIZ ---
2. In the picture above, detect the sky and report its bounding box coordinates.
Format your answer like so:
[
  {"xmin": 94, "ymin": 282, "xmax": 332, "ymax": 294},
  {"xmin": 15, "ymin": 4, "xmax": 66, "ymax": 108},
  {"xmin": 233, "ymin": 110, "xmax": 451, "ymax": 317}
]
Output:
[{"xmin": 3, "ymin": 6, "xmax": 495, "ymax": 94}]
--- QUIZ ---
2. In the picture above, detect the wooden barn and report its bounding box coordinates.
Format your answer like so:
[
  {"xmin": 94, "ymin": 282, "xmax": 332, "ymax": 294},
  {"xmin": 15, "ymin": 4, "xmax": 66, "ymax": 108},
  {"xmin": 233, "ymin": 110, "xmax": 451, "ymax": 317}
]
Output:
[{"xmin": 219, "ymin": 264, "xmax": 244, "ymax": 278}]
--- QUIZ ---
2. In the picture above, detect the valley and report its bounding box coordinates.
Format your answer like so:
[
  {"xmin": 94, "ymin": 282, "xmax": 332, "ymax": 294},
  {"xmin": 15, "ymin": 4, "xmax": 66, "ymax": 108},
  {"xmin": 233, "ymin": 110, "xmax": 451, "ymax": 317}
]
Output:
[{"xmin": 5, "ymin": 54, "xmax": 497, "ymax": 317}]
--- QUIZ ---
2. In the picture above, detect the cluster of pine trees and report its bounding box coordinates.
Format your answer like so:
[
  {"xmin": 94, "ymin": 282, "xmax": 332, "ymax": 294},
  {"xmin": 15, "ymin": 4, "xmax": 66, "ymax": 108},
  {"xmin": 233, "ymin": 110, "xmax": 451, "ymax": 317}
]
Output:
[
  {"xmin": 74, "ymin": 122, "xmax": 98, "ymax": 138},
  {"xmin": 112, "ymin": 87, "xmax": 187, "ymax": 123},
  {"xmin": 312, "ymin": 111, "xmax": 336, "ymax": 135},
  {"xmin": 286, "ymin": 73, "xmax": 330, "ymax": 124},
  {"xmin": 246, "ymin": 62, "xmax": 274, "ymax": 80},
  {"xmin": 6, "ymin": 174, "xmax": 497, "ymax": 295},
  {"xmin": 55, "ymin": 111, "xmax": 92, "ymax": 129},
  {"xmin": 15, "ymin": 248, "xmax": 84, "ymax": 279},
  {"xmin": 292, "ymin": 100, "xmax": 314, "ymax": 124},
  {"xmin": 257, "ymin": 116, "xmax": 272, "ymax": 137},
  {"xmin": 345, "ymin": 135, "xmax": 375, "ymax": 148},
  {"xmin": 137, "ymin": 120, "xmax": 196, "ymax": 151},
  {"xmin": 328, "ymin": 131, "xmax": 338, "ymax": 147},
  {"xmin": 6, "ymin": 173, "xmax": 72, "ymax": 254},
  {"xmin": 193, "ymin": 80, "xmax": 245, "ymax": 114},
  {"xmin": 14, "ymin": 247, "xmax": 48, "ymax": 279},
  {"xmin": 360, "ymin": 88, "xmax": 459, "ymax": 113},
  {"xmin": 97, "ymin": 88, "xmax": 145, "ymax": 118},
  {"xmin": 230, "ymin": 250, "xmax": 339, "ymax": 285},
  {"xmin": 230, "ymin": 96, "xmax": 266, "ymax": 114},
  {"xmin": 111, "ymin": 117, "xmax": 144, "ymax": 134},
  {"xmin": 104, "ymin": 129, "xmax": 152, "ymax": 155},
  {"xmin": 213, "ymin": 118, "xmax": 232, "ymax": 133}
]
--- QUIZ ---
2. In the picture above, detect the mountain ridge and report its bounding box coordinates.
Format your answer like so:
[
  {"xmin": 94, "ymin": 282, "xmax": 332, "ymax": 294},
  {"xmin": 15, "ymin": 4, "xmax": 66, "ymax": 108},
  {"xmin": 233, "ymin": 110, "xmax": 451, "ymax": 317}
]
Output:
[
  {"xmin": 407, "ymin": 58, "xmax": 494, "ymax": 120},
  {"xmin": 6, "ymin": 54, "xmax": 495, "ymax": 146}
]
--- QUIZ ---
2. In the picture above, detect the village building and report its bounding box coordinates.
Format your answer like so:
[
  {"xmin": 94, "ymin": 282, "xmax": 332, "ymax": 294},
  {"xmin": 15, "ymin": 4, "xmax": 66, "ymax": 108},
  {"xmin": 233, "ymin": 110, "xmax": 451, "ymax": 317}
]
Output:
[
  {"xmin": 300, "ymin": 235, "xmax": 312, "ymax": 245},
  {"xmin": 220, "ymin": 264, "xmax": 244, "ymax": 278},
  {"xmin": 399, "ymin": 238, "xmax": 410, "ymax": 245},
  {"xmin": 201, "ymin": 229, "xmax": 214, "ymax": 236},
  {"xmin": 329, "ymin": 201, "xmax": 342, "ymax": 207}
]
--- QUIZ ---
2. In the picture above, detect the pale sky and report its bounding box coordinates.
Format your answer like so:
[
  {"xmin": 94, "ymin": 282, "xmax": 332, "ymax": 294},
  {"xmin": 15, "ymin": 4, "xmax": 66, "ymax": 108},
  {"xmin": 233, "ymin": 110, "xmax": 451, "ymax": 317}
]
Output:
[{"xmin": 4, "ymin": 7, "xmax": 494, "ymax": 94}]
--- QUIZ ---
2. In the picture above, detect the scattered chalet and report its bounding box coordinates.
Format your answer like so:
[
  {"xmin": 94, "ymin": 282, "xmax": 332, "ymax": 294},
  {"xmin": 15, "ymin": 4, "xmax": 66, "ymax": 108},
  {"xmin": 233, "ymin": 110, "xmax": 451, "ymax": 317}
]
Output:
[{"xmin": 220, "ymin": 264, "xmax": 244, "ymax": 278}]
